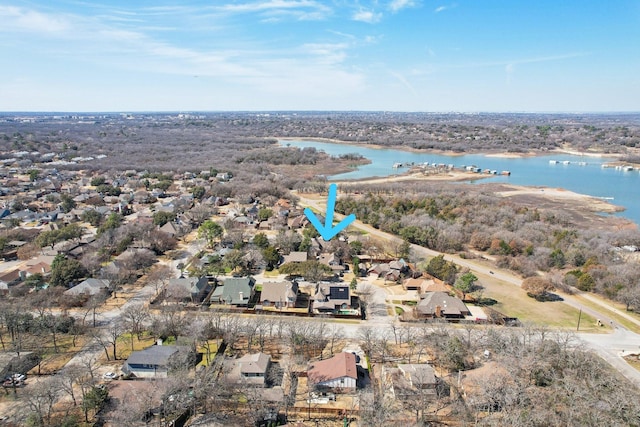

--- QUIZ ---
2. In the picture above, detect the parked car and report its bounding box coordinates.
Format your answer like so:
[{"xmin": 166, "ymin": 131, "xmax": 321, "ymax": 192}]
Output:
[
  {"xmin": 11, "ymin": 373, "xmax": 26, "ymax": 382},
  {"xmin": 102, "ymin": 371, "xmax": 118, "ymax": 380}
]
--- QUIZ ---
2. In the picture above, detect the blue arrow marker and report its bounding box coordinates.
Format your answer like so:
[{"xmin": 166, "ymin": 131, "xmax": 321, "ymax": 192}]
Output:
[{"xmin": 304, "ymin": 183, "xmax": 356, "ymax": 241}]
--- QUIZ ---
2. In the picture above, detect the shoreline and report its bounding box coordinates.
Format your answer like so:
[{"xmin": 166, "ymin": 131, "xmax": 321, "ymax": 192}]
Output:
[
  {"xmin": 277, "ymin": 136, "xmax": 625, "ymax": 160},
  {"xmin": 278, "ymin": 136, "xmax": 636, "ymax": 227}
]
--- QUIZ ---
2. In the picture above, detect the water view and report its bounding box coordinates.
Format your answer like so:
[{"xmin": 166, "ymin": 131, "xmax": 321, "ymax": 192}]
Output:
[{"xmin": 283, "ymin": 139, "xmax": 640, "ymax": 225}]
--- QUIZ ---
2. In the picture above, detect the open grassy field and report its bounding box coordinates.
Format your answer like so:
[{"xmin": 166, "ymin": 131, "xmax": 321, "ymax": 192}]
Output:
[
  {"xmin": 482, "ymin": 277, "xmax": 602, "ymax": 331},
  {"xmin": 571, "ymin": 294, "xmax": 640, "ymax": 334}
]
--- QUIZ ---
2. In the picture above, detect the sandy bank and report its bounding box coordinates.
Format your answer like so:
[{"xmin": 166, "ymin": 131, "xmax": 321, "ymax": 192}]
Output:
[{"xmin": 494, "ymin": 184, "xmax": 624, "ymax": 214}]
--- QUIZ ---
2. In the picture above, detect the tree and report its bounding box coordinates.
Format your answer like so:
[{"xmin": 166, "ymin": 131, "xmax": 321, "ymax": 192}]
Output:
[
  {"xmin": 262, "ymin": 246, "xmax": 281, "ymax": 270},
  {"xmin": 253, "ymin": 232, "xmax": 269, "ymax": 249},
  {"xmin": 192, "ymin": 185, "xmax": 206, "ymax": 200},
  {"xmin": 577, "ymin": 272, "xmax": 595, "ymax": 291},
  {"xmin": 454, "ymin": 272, "xmax": 478, "ymax": 300},
  {"xmin": 81, "ymin": 209, "xmax": 102, "ymax": 227},
  {"xmin": 121, "ymin": 303, "xmax": 150, "ymax": 349},
  {"xmin": 522, "ymin": 277, "xmax": 555, "ymax": 300},
  {"xmin": 426, "ymin": 255, "xmax": 458, "ymax": 284},
  {"xmin": 257, "ymin": 208, "xmax": 274, "ymax": 221},
  {"xmin": 97, "ymin": 213, "xmax": 122, "ymax": 235},
  {"xmin": 90, "ymin": 176, "xmax": 106, "ymax": 186},
  {"xmin": 279, "ymin": 261, "xmax": 332, "ymax": 283},
  {"xmin": 153, "ymin": 210, "xmax": 176, "ymax": 227},
  {"xmin": 352, "ymin": 256, "xmax": 360, "ymax": 277},
  {"xmin": 50, "ymin": 254, "xmax": 86, "ymax": 287},
  {"xmin": 60, "ymin": 194, "xmax": 76, "ymax": 213},
  {"xmin": 82, "ymin": 385, "xmax": 109, "ymax": 422},
  {"xmin": 28, "ymin": 169, "xmax": 40, "ymax": 182},
  {"xmin": 198, "ymin": 219, "xmax": 223, "ymax": 249}
]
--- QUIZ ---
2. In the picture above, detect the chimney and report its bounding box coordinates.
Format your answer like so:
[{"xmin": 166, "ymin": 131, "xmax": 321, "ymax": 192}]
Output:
[
  {"xmin": 435, "ymin": 305, "xmax": 442, "ymax": 317},
  {"xmin": 239, "ymin": 291, "xmax": 244, "ymax": 301}
]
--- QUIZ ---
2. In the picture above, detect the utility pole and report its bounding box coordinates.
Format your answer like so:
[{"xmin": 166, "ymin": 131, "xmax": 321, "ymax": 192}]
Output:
[{"xmin": 576, "ymin": 308, "xmax": 582, "ymax": 331}]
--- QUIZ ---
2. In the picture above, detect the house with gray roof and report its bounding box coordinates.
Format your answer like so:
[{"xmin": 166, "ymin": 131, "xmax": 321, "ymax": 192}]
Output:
[
  {"xmin": 384, "ymin": 363, "xmax": 438, "ymax": 400},
  {"xmin": 64, "ymin": 278, "xmax": 110, "ymax": 296},
  {"xmin": 313, "ymin": 283, "xmax": 351, "ymax": 313},
  {"xmin": 210, "ymin": 276, "xmax": 256, "ymax": 306},
  {"xmin": 228, "ymin": 352, "xmax": 272, "ymax": 386},
  {"xmin": 166, "ymin": 276, "xmax": 209, "ymax": 303},
  {"xmin": 122, "ymin": 344, "xmax": 192, "ymax": 378}
]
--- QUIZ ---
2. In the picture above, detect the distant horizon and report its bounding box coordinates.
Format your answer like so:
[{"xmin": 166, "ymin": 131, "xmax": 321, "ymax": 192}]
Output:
[
  {"xmin": 2, "ymin": 110, "xmax": 640, "ymax": 116},
  {"xmin": 1, "ymin": 1, "xmax": 639, "ymax": 112}
]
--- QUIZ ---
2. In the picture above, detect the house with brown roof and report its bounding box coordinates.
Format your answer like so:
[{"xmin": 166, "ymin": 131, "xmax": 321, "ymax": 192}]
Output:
[
  {"xmin": 415, "ymin": 291, "xmax": 471, "ymax": 320},
  {"xmin": 282, "ymin": 251, "xmax": 308, "ymax": 264},
  {"xmin": 403, "ymin": 276, "xmax": 449, "ymax": 293},
  {"xmin": 308, "ymin": 352, "xmax": 358, "ymax": 391},
  {"xmin": 259, "ymin": 280, "xmax": 299, "ymax": 309}
]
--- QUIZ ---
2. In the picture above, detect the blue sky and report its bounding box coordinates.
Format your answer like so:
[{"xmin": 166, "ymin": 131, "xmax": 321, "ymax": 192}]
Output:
[{"xmin": 1, "ymin": 1, "xmax": 639, "ymax": 112}]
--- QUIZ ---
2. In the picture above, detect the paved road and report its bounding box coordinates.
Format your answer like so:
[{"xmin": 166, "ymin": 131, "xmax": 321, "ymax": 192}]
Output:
[{"xmin": 294, "ymin": 190, "xmax": 640, "ymax": 387}]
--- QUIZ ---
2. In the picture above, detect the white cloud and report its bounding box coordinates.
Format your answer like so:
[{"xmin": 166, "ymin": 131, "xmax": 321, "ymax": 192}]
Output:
[
  {"xmin": 215, "ymin": 0, "xmax": 330, "ymax": 19},
  {"xmin": 434, "ymin": 3, "xmax": 457, "ymax": 13},
  {"xmin": 352, "ymin": 9, "xmax": 382, "ymax": 23},
  {"xmin": 389, "ymin": 0, "xmax": 417, "ymax": 13},
  {"xmin": 0, "ymin": 5, "xmax": 70, "ymax": 33},
  {"xmin": 302, "ymin": 43, "xmax": 348, "ymax": 65}
]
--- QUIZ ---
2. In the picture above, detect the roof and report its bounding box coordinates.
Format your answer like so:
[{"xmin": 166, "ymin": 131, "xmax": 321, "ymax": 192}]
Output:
[
  {"xmin": 0, "ymin": 269, "xmax": 21, "ymax": 284},
  {"xmin": 237, "ymin": 352, "xmax": 271, "ymax": 374},
  {"xmin": 416, "ymin": 291, "xmax": 470, "ymax": 316},
  {"xmin": 214, "ymin": 277, "xmax": 255, "ymax": 304},
  {"xmin": 309, "ymin": 352, "xmax": 357, "ymax": 384},
  {"xmin": 398, "ymin": 364, "xmax": 437, "ymax": 387},
  {"xmin": 125, "ymin": 345, "xmax": 184, "ymax": 367},
  {"xmin": 260, "ymin": 281, "xmax": 297, "ymax": 303},
  {"xmin": 167, "ymin": 276, "xmax": 207, "ymax": 296},
  {"xmin": 65, "ymin": 278, "xmax": 110, "ymax": 296},
  {"xmin": 282, "ymin": 251, "xmax": 308, "ymax": 263}
]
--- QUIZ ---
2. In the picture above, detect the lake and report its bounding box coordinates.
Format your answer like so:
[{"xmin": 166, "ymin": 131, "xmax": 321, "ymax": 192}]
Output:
[{"xmin": 281, "ymin": 139, "xmax": 640, "ymax": 226}]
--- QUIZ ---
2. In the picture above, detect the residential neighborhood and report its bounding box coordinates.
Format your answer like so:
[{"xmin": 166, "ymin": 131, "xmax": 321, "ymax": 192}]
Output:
[{"xmin": 1, "ymin": 113, "xmax": 640, "ymax": 427}]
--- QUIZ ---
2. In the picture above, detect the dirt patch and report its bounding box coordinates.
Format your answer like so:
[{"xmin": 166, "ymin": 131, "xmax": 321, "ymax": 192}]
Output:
[{"xmin": 489, "ymin": 184, "xmax": 635, "ymax": 230}]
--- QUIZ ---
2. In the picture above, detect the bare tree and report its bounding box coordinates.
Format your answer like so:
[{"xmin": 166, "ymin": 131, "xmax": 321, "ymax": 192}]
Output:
[{"xmin": 121, "ymin": 303, "xmax": 150, "ymax": 350}]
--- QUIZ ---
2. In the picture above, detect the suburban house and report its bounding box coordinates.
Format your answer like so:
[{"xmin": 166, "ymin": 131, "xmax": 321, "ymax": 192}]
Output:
[
  {"xmin": 368, "ymin": 262, "xmax": 403, "ymax": 282},
  {"xmin": 0, "ymin": 269, "xmax": 23, "ymax": 289},
  {"xmin": 385, "ymin": 364, "xmax": 438, "ymax": 400},
  {"xmin": 228, "ymin": 352, "xmax": 272, "ymax": 386},
  {"xmin": 308, "ymin": 352, "xmax": 358, "ymax": 392},
  {"xmin": 259, "ymin": 280, "xmax": 299, "ymax": 309},
  {"xmin": 64, "ymin": 278, "xmax": 110, "ymax": 296},
  {"xmin": 415, "ymin": 291, "xmax": 471, "ymax": 320},
  {"xmin": 318, "ymin": 253, "xmax": 345, "ymax": 275},
  {"xmin": 210, "ymin": 276, "xmax": 256, "ymax": 306},
  {"xmin": 122, "ymin": 345, "xmax": 191, "ymax": 379},
  {"xmin": 165, "ymin": 276, "xmax": 209, "ymax": 303},
  {"xmin": 282, "ymin": 251, "xmax": 308, "ymax": 264},
  {"xmin": 403, "ymin": 276, "xmax": 449, "ymax": 293},
  {"xmin": 313, "ymin": 283, "xmax": 351, "ymax": 313}
]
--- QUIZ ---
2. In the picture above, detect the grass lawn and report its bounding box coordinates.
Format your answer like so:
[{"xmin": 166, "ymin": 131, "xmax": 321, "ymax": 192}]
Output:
[
  {"xmin": 114, "ymin": 333, "xmax": 156, "ymax": 360},
  {"xmin": 571, "ymin": 294, "xmax": 640, "ymax": 334},
  {"xmin": 30, "ymin": 335, "xmax": 90, "ymax": 375},
  {"xmin": 263, "ymin": 269, "xmax": 281, "ymax": 277},
  {"xmin": 482, "ymin": 277, "xmax": 601, "ymax": 331},
  {"xmin": 623, "ymin": 354, "xmax": 640, "ymax": 372},
  {"xmin": 197, "ymin": 339, "xmax": 219, "ymax": 366}
]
